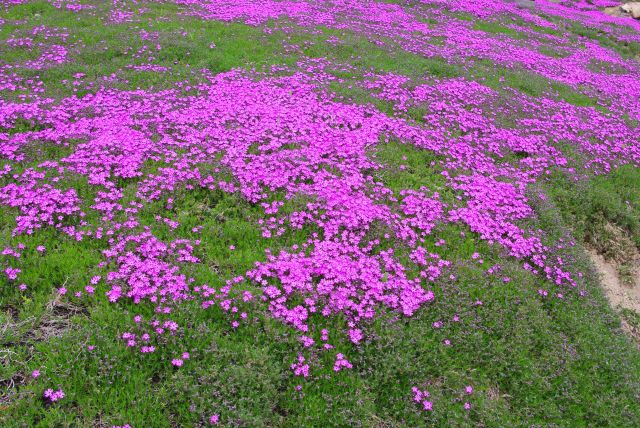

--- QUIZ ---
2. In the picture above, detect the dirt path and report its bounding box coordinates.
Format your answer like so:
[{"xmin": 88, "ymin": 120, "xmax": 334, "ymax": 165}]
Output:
[
  {"xmin": 588, "ymin": 249, "xmax": 640, "ymax": 312},
  {"xmin": 588, "ymin": 249, "xmax": 640, "ymax": 341}
]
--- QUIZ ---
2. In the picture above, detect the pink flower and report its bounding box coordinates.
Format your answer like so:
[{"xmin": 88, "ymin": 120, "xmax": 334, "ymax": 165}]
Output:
[
  {"xmin": 5, "ymin": 267, "xmax": 20, "ymax": 280},
  {"xmin": 299, "ymin": 335, "xmax": 314, "ymax": 347},
  {"xmin": 32, "ymin": 370, "xmax": 40, "ymax": 378},
  {"xmin": 291, "ymin": 353, "xmax": 310, "ymax": 377},
  {"xmin": 347, "ymin": 328, "xmax": 363, "ymax": 344},
  {"xmin": 209, "ymin": 414, "xmax": 219, "ymax": 425},
  {"xmin": 333, "ymin": 353, "xmax": 353, "ymax": 372},
  {"xmin": 0, "ymin": 24, "xmax": 632, "ymax": 403},
  {"xmin": 171, "ymin": 359, "xmax": 183, "ymax": 367},
  {"xmin": 412, "ymin": 387, "xmax": 433, "ymax": 411},
  {"xmin": 43, "ymin": 388, "xmax": 65, "ymax": 402}
]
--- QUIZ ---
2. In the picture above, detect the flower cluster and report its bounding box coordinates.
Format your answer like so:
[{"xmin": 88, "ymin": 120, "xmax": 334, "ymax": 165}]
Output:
[
  {"xmin": 1, "ymin": 0, "xmax": 638, "ymax": 422},
  {"xmin": 43, "ymin": 388, "xmax": 65, "ymax": 403},
  {"xmin": 412, "ymin": 387, "xmax": 433, "ymax": 411}
]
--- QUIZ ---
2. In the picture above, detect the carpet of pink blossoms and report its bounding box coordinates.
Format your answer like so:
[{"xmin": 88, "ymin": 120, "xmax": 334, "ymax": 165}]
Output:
[{"xmin": 1, "ymin": 0, "xmax": 639, "ymax": 387}]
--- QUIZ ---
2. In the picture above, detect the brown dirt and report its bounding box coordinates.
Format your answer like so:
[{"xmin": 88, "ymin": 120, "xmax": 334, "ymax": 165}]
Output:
[
  {"xmin": 588, "ymin": 249, "xmax": 640, "ymax": 311},
  {"xmin": 588, "ymin": 249, "xmax": 640, "ymax": 340}
]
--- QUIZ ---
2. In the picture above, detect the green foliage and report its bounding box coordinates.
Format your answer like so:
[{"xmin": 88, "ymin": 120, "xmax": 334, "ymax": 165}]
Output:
[
  {"xmin": 547, "ymin": 165, "xmax": 640, "ymax": 250},
  {"xmin": 1, "ymin": 1, "xmax": 639, "ymax": 427}
]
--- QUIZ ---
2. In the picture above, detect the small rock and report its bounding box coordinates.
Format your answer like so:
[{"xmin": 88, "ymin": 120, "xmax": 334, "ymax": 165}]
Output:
[
  {"xmin": 621, "ymin": 2, "xmax": 640, "ymax": 18},
  {"xmin": 604, "ymin": 5, "xmax": 626, "ymax": 17}
]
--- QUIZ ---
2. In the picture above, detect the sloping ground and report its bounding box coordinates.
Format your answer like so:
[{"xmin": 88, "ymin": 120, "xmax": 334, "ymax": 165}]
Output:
[
  {"xmin": 588, "ymin": 250, "xmax": 640, "ymax": 336},
  {"xmin": 0, "ymin": 0, "xmax": 639, "ymax": 426}
]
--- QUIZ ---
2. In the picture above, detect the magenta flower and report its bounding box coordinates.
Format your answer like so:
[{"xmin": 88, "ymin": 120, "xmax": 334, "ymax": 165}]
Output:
[
  {"xmin": 333, "ymin": 353, "xmax": 353, "ymax": 372},
  {"xmin": 43, "ymin": 388, "xmax": 65, "ymax": 403},
  {"xmin": 4, "ymin": 267, "xmax": 20, "ymax": 280},
  {"xmin": 412, "ymin": 386, "xmax": 433, "ymax": 411},
  {"xmin": 347, "ymin": 328, "xmax": 363, "ymax": 344},
  {"xmin": 290, "ymin": 353, "xmax": 310, "ymax": 377},
  {"xmin": 2, "ymin": 2, "xmax": 639, "ymax": 410}
]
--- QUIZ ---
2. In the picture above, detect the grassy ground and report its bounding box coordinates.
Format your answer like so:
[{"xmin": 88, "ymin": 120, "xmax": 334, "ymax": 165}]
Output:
[{"xmin": 1, "ymin": 1, "xmax": 640, "ymax": 427}]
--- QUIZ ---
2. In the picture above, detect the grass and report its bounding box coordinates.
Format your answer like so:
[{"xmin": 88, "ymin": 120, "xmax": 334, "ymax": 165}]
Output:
[
  {"xmin": 566, "ymin": 22, "xmax": 640, "ymax": 60},
  {"xmin": 373, "ymin": 139, "xmax": 449, "ymax": 196},
  {"xmin": 473, "ymin": 21, "xmax": 526, "ymax": 39},
  {"xmin": 547, "ymin": 165, "xmax": 640, "ymax": 253},
  {"xmin": 546, "ymin": 165, "xmax": 640, "ymax": 285},
  {"xmin": 1, "ymin": 1, "xmax": 640, "ymax": 427}
]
